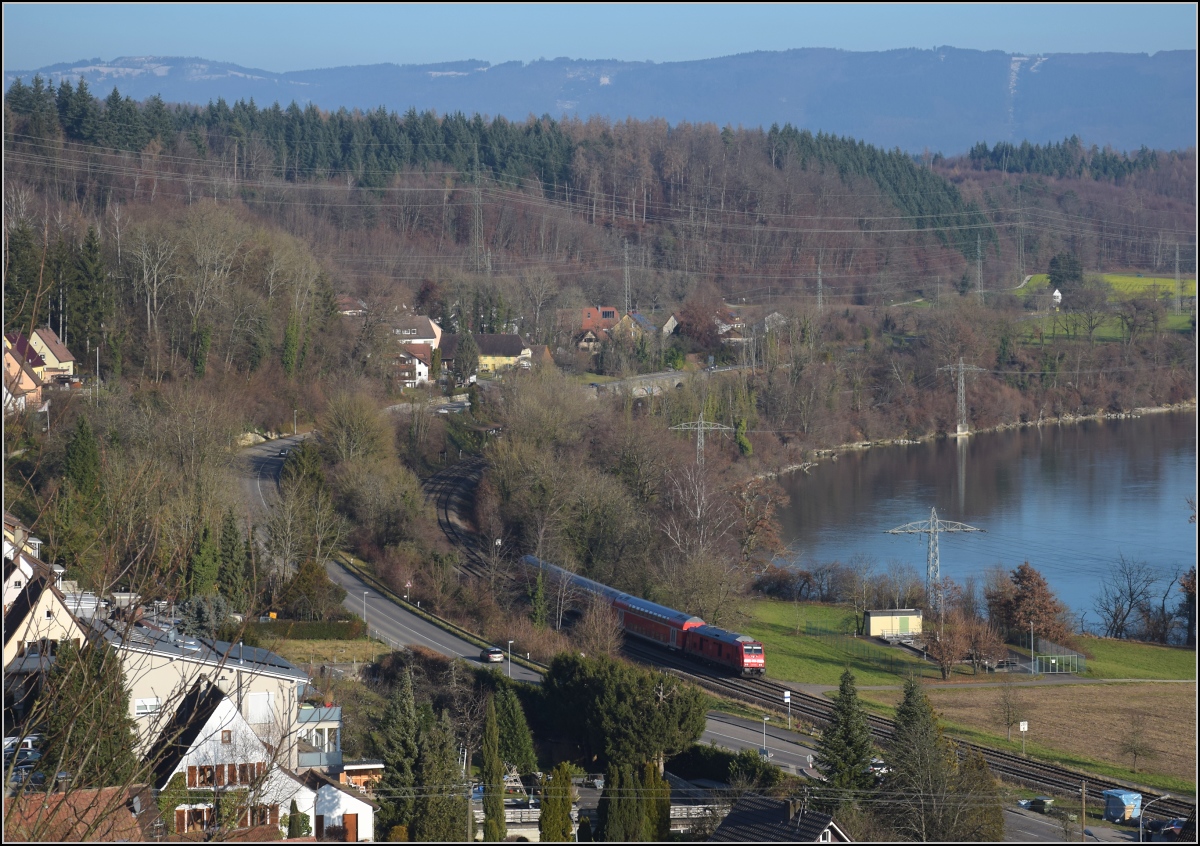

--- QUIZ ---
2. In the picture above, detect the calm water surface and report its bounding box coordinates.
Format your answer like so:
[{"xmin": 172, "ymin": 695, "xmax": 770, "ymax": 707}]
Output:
[{"xmin": 776, "ymin": 411, "xmax": 1197, "ymax": 615}]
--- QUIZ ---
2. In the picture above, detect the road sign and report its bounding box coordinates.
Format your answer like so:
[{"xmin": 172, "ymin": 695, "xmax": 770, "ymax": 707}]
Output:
[
  {"xmin": 783, "ymin": 690, "xmax": 791, "ymax": 702},
  {"xmin": 806, "ymin": 755, "xmax": 814, "ymax": 767},
  {"xmin": 1019, "ymin": 721, "xmax": 1028, "ymax": 733}
]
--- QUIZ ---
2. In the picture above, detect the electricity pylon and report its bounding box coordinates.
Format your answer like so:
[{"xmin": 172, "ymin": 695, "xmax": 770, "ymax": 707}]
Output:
[
  {"xmin": 670, "ymin": 412, "xmax": 732, "ymax": 468},
  {"xmin": 886, "ymin": 507, "xmax": 984, "ymax": 613},
  {"xmin": 939, "ymin": 356, "xmax": 986, "ymax": 436}
]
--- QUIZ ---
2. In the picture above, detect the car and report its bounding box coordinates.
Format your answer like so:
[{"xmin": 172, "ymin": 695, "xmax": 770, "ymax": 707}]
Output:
[
  {"xmin": 584, "ymin": 774, "xmax": 605, "ymax": 789},
  {"xmin": 480, "ymin": 647, "xmax": 505, "ymax": 664},
  {"xmin": 278, "ymin": 448, "xmax": 289, "ymax": 457},
  {"xmin": 4, "ymin": 748, "xmax": 42, "ymax": 768},
  {"xmin": 3, "ymin": 734, "xmax": 43, "ymax": 754}
]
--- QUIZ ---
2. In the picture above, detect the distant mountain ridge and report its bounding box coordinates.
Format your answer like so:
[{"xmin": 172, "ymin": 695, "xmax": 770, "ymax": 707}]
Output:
[{"xmin": 5, "ymin": 47, "xmax": 1195, "ymax": 155}]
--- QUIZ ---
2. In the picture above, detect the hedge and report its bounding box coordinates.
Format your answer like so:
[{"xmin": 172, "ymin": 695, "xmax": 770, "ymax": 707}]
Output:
[{"xmin": 244, "ymin": 618, "xmax": 365, "ymax": 642}]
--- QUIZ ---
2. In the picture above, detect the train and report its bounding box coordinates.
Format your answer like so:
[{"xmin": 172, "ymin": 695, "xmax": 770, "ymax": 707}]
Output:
[{"xmin": 522, "ymin": 555, "xmax": 766, "ymax": 677}]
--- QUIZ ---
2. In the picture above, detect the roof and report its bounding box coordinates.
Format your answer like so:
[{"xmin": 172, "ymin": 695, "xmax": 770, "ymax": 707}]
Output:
[
  {"xmin": 4, "ymin": 347, "xmax": 43, "ymax": 393},
  {"xmin": 440, "ymin": 334, "xmax": 528, "ymax": 359},
  {"xmin": 690, "ymin": 625, "xmax": 759, "ymax": 646},
  {"xmin": 581, "ymin": 306, "xmax": 621, "ymax": 332},
  {"xmin": 33, "ymin": 327, "xmax": 74, "ymax": 364},
  {"xmin": 341, "ymin": 759, "xmax": 385, "ymax": 770},
  {"xmin": 3, "ymin": 575, "xmax": 48, "ymax": 647},
  {"xmin": 710, "ymin": 795, "xmax": 847, "ymax": 842},
  {"xmin": 630, "ymin": 313, "xmax": 657, "ymax": 335},
  {"xmin": 2, "ymin": 785, "xmax": 153, "ymax": 841},
  {"xmin": 401, "ymin": 343, "xmax": 433, "ymax": 367},
  {"xmin": 865, "ymin": 608, "xmax": 922, "ymax": 616},
  {"xmin": 89, "ymin": 618, "xmax": 308, "ymax": 681},
  {"xmin": 391, "ymin": 314, "xmax": 441, "ymax": 338},
  {"xmin": 144, "ymin": 680, "xmax": 229, "ymax": 788},
  {"xmin": 5, "ymin": 333, "xmax": 45, "ymax": 369},
  {"xmin": 301, "ymin": 768, "xmax": 381, "ymax": 809}
]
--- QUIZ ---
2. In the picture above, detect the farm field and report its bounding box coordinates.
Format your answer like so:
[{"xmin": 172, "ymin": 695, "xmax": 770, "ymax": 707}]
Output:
[
  {"xmin": 856, "ymin": 680, "xmax": 1197, "ymax": 793},
  {"xmin": 1021, "ymin": 272, "xmax": 1196, "ymax": 298}
]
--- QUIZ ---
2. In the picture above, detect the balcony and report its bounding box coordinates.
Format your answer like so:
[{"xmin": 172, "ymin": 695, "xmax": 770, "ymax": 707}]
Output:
[{"xmin": 298, "ymin": 705, "xmax": 342, "ymax": 771}]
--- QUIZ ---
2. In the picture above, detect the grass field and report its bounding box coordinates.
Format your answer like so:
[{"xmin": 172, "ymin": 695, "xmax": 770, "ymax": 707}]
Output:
[
  {"xmin": 1021, "ymin": 273, "xmax": 1196, "ymax": 298},
  {"xmin": 741, "ymin": 599, "xmax": 953, "ymax": 687},
  {"xmin": 857, "ymin": 681, "xmax": 1197, "ymax": 794},
  {"xmin": 1074, "ymin": 636, "xmax": 1197, "ymax": 681},
  {"xmin": 264, "ymin": 637, "xmax": 389, "ymax": 668}
]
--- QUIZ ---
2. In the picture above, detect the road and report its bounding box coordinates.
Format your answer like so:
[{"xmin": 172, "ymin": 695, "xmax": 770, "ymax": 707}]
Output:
[{"xmin": 236, "ymin": 432, "xmax": 310, "ymax": 520}]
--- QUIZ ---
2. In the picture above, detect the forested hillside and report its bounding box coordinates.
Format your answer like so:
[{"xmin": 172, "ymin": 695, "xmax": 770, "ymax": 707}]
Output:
[{"xmin": 3, "ymin": 80, "xmax": 1195, "ymax": 628}]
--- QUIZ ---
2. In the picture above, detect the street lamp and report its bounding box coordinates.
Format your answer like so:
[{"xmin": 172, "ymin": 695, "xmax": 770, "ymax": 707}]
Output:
[
  {"xmin": 507, "ymin": 640, "xmax": 515, "ymax": 679},
  {"xmin": 1140, "ymin": 793, "xmax": 1171, "ymax": 843},
  {"xmin": 760, "ymin": 715, "xmax": 770, "ymax": 759},
  {"xmin": 362, "ymin": 592, "xmax": 369, "ymax": 639}
]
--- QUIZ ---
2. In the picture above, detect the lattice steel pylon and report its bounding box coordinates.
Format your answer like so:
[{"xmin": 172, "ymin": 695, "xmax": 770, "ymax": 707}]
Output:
[
  {"xmin": 670, "ymin": 412, "xmax": 733, "ymax": 468},
  {"xmin": 885, "ymin": 507, "xmax": 984, "ymax": 613},
  {"xmin": 939, "ymin": 356, "xmax": 986, "ymax": 436}
]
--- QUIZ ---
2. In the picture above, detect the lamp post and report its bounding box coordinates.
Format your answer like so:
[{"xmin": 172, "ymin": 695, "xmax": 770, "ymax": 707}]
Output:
[
  {"xmin": 1140, "ymin": 794, "xmax": 1171, "ymax": 843},
  {"xmin": 507, "ymin": 640, "xmax": 515, "ymax": 679},
  {"xmin": 760, "ymin": 715, "xmax": 770, "ymax": 760},
  {"xmin": 362, "ymin": 592, "xmax": 369, "ymax": 639},
  {"xmin": 293, "ymin": 409, "xmax": 297, "ymax": 436}
]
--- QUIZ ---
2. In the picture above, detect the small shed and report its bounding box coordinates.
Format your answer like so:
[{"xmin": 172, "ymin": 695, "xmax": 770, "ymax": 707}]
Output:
[
  {"xmin": 863, "ymin": 609, "xmax": 923, "ymax": 638},
  {"xmin": 1102, "ymin": 789, "xmax": 1141, "ymax": 822}
]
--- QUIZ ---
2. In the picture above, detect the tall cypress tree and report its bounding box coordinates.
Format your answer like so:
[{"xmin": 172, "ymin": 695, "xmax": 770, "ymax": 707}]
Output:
[
  {"xmin": 412, "ymin": 710, "xmax": 469, "ymax": 842},
  {"xmin": 539, "ymin": 762, "xmax": 574, "ymax": 842},
  {"xmin": 376, "ymin": 670, "xmax": 420, "ymax": 836},
  {"xmin": 595, "ymin": 764, "xmax": 620, "ymax": 841},
  {"xmin": 621, "ymin": 764, "xmax": 643, "ymax": 843},
  {"xmin": 641, "ymin": 761, "xmax": 670, "ymax": 842},
  {"xmin": 187, "ymin": 523, "xmax": 221, "ymax": 598},
  {"xmin": 482, "ymin": 695, "xmax": 507, "ymax": 842},
  {"xmin": 814, "ymin": 668, "xmax": 876, "ymax": 797}
]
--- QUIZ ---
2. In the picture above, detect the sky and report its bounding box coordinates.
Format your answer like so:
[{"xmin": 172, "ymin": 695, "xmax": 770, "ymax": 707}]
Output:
[{"xmin": 3, "ymin": 3, "xmax": 1196, "ymax": 73}]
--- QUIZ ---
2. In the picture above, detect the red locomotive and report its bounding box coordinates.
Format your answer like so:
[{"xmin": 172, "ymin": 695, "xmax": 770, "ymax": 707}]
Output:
[{"xmin": 524, "ymin": 555, "xmax": 766, "ymax": 677}]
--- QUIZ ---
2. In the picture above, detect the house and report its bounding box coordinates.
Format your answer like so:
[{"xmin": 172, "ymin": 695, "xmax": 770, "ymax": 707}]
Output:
[
  {"xmin": 439, "ymin": 334, "xmax": 531, "ymax": 377},
  {"xmin": 862, "ymin": 609, "xmax": 923, "ymax": 639},
  {"xmin": 3, "ymin": 574, "xmax": 89, "ymax": 722},
  {"xmin": 4, "ymin": 545, "xmax": 64, "ymax": 612},
  {"xmin": 389, "ymin": 314, "xmax": 443, "ymax": 349},
  {"xmin": 336, "ymin": 295, "xmax": 367, "ymax": 319},
  {"xmin": 574, "ymin": 328, "xmax": 608, "ymax": 353},
  {"xmin": 5, "ymin": 332, "xmax": 50, "ymax": 381},
  {"xmin": 3, "ymin": 343, "xmax": 43, "ymax": 415},
  {"xmin": 2, "ymin": 784, "xmax": 158, "ymax": 841},
  {"xmin": 339, "ymin": 760, "xmax": 385, "ymax": 796},
  {"xmin": 88, "ymin": 617, "xmax": 311, "ymax": 768},
  {"xmin": 394, "ymin": 343, "xmax": 433, "ymax": 388},
  {"xmin": 297, "ymin": 704, "xmax": 343, "ymax": 772},
  {"xmin": 527, "ymin": 345, "xmax": 555, "ymax": 369},
  {"xmin": 661, "ymin": 313, "xmax": 680, "ymax": 336},
  {"xmin": 709, "ymin": 795, "xmax": 851, "ymax": 842},
  {"xmin": 28, "ymin": 327, "xmax": 75, "ymax": 380},
  {"xmin": 303, "ymin": 768, "xmax": 379, "ymax": 842},
  {"xmin": 753, "ymin": 311, "xmax": 788, "ymax": 336},
  {"xmin": 610, "ymin": 312, "xmax": 657, "ymax": 343},
  {"xmin": 146, "ymin": 679, "xmax": 316, "ymax": 836}
]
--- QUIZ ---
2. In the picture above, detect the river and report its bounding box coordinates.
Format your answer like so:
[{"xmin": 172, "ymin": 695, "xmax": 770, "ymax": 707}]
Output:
[{"xmin": 775, "ymin": 410, "xmax": 1197, "ymax": 618}]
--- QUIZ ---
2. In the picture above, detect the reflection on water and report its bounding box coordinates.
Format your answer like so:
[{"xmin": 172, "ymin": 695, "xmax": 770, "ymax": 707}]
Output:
[{"xmin": 776, "ymin": 411, "xmax": 1197, "ymax": 613}]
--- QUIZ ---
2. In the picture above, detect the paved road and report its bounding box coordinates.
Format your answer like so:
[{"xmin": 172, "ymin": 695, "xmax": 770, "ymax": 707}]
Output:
[
  {"xmin": 236, "ymin": 433, "xmax": 310, "ymax": 520},
  {"xmin": 324, "ymin": 558, "xmax": 543, "ymax": 685}
]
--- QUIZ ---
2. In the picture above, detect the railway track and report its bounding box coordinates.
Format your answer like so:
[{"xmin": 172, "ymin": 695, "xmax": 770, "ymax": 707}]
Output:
[
  {"xmin": 622, "ymin": 641, "xmax": 1196, "ymax": 818},
  {"xmin": 424, "ymin": 457, "xmax": 1195, "ymax": 820}
]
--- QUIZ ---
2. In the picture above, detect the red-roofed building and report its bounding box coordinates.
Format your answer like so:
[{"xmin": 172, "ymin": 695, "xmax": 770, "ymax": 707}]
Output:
[
  {"xmin": 395, "ymin": 343, "xmax": 434, "ymax": 388},
  {"xmin": 29, "ymin": 327, "xmax": 75, "ymax": 379}
]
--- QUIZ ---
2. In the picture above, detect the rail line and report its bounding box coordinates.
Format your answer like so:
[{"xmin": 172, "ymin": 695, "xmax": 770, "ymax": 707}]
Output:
[
  {"xmin": 621, "ymin": 641, "xmax": 1195, "ymax": 818},
  {"xmin": 423, "ymin": 457, "xmax": 1195, "ymax": 820}
]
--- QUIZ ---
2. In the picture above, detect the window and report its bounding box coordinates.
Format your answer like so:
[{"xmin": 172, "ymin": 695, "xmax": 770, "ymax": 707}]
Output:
[
  {"xmin": 221, "ymin": 730, "xmax": 232, "ymax": 744},
  {"xmin": 196, "ymin": 766, "xmax": 216, "ymax": 787},
  {"xmin": 13, "ymin": 580, "xmax": 21, "ymax": 589},
  {"xmin": 819, "ymin": 829, "xmax": 832, "ymax": 842},
  {"xmin": 44, "ymin": 609, "xmax": 53, "ymax": 620},
  {"xmin": 245, "ymin": 692, "xmax": 273, "ymax": 724},
  {"xmin": 135, "ymin": 698, "xmax": 162, "ymax": 716}
]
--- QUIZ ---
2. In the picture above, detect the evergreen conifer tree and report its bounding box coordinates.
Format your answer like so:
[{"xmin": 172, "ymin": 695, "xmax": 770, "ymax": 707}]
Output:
[
  {"xmin": 886, "ymin": 678, "xmax": 957, "ymax": 841},
  {"xmin": 412, "ymin": 710, "xmax": 469, "ymax": 842},
  {"xmin": 495, "ymin": 686, "xmax": 538, "ymax": 775},
  {"xmin": 218, "ymin": 509, "xmax": 250, "ymax": 610},
  {"xmin": 287, "ymin": 799, "xmax": 301, "ymax": 838},
  {"xmin": 641, "ymin": 761, "xmax": 671, "ymax": 842},
  {"xmin": 621, "ymin": 764, "xmax": 644, "ymax": 843},
  {"xmin": 376, "ymin": 670, "xmax": 420, "ymax": 834},
  {"xmin": 63, "ymin": 414, "xmax": 102, "ymax": 501},
  {"xmin": 187, "ymin": 523, "xmax": 221, "ymax": 598},
  {"xmin": 814, "ymin": 668, "xmax": 876, "ymax": 797},
  {"xmin": 595, "ymin": 764, "xmax": 620, "ymax": 841},
  {"xmin": 38, "ymin": 640, "xmax": 139, "ymax": 788},
  {"xmin": 577, "ymin": 815, "xmax": 593, "ymax": 842},
  {"xmin": 482, "ymin": 695, "xmax": 507, "ymax": 842},
  {"xmin": 539, "ymin": 762, "xmax": 575, "ymax": 842}
]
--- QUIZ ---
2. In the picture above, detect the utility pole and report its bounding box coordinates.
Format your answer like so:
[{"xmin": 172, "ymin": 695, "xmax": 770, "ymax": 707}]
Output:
[
  {"xmin": 670, "ymin": 411, "xmax": 733, "ymax": 468},
  {"xmin": 1081, "ymin": 780, "xmax": 1087, "ymax": 842},
  {"xmin": 816, "ymin": 251, "xmax": 824, "ymax": 313},
  {"xmin": 472, "ymin": 145, "xmax": 485, "ymax": 274},
  {"xmin": 1176, "ymin": 243, "xmax": 1182, "ymax": 314},
  {"xmin": 939, "ymin": 356, "xmax": 986, "ymax": 437},
  {"xmin": 885, "ymin": 507, "xmax": 984, "ymax": 613},
  {"xmin": 976, "ymin": 234, "xmax": 983, "ymax": 303},
  {"xmin": 623, "ymin": 240, "xmax": 631, "ymax": 316}
]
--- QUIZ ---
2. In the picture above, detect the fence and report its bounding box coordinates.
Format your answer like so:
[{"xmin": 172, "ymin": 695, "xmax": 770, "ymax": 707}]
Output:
[
  {"xmin": 1018, "ymin": 633, "xmax": 1087, "ymax": 674},
  {"xmin": 805, "ymin": 622, "xmax": 942, "ymax": 679}
]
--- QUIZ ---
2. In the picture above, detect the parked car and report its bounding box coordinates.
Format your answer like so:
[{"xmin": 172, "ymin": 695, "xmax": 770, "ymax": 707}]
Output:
[
  {"xmin": 584, "ymin": 773, "xmax": 605, "ymax": 789},
  {"xmin": 2, "ymin": 734, "xmax": 43, "ymax": 754},
  {"xmin": 480, "ymin": 647, "xmax": 505, "ymax": 664}
]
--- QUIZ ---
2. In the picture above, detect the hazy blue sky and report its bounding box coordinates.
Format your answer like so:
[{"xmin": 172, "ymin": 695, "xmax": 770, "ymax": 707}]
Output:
[{"xmin": 4, "ymin": 3, "xmax": 1195, "ymax": 72}]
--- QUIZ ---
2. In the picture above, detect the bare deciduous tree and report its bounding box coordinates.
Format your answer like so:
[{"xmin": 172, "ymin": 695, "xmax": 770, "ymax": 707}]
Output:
[{"xmin": 1095, "ymin": 556, "xmax": 1158, "ymax": 639}]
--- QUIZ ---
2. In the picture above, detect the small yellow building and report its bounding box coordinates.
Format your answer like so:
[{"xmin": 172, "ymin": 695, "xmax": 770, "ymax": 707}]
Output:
[{"xmin": 863, "ymin": 608, "xmax": 923, "ymax": 638}]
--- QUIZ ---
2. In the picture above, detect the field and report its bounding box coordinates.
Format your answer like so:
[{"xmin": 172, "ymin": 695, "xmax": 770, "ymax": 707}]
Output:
[
  {"xmin": 1021, "ymin": 273, "xmax": 1196, "ymax": 298},
  {"xmin": 741, "ymin": 599, "xmax": 943, "ymax": 687},
  {"xmin": 856, "ymin": 681, "xmax": 1197, "ymax": 794},
  {"xmin": 263, "ymin": 637, "xmax": 389, "ymax": 669},
  {"xmin": 1075, "ymin": 636, "xmax": 1197, "ymax": 681}
]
